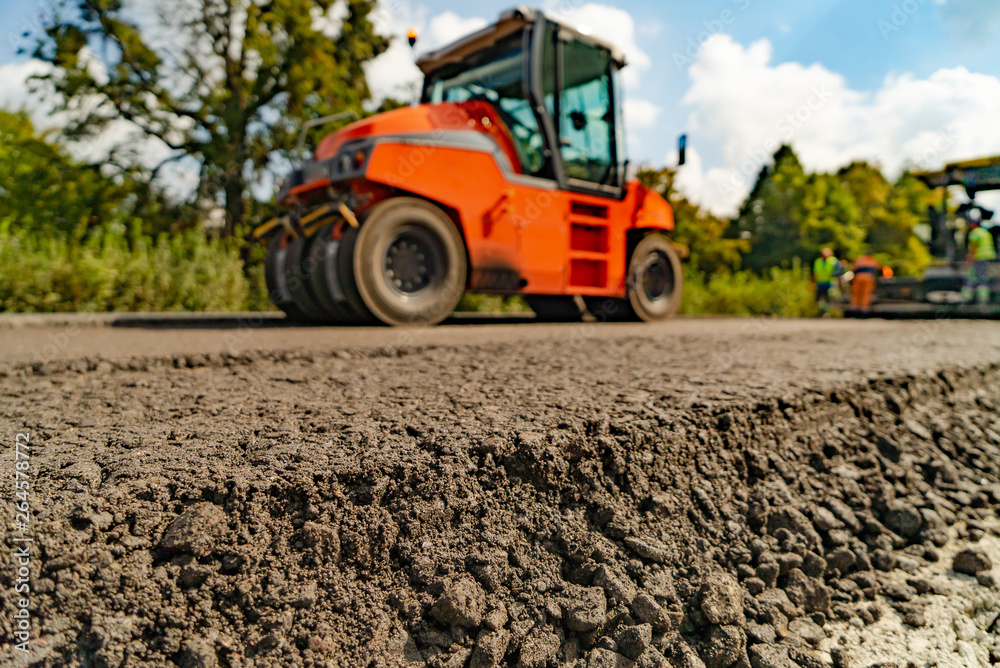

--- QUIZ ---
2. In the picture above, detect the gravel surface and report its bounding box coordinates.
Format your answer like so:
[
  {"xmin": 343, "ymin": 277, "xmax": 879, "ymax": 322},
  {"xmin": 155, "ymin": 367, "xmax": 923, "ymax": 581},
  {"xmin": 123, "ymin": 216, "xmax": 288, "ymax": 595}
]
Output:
[
  {"xmin": 1, "ymin": 318, "xmax": 999, "ymax": 668},
  {"xmin": 820, "ymin": 524, "xmax": 1000, "ymax": 667}
]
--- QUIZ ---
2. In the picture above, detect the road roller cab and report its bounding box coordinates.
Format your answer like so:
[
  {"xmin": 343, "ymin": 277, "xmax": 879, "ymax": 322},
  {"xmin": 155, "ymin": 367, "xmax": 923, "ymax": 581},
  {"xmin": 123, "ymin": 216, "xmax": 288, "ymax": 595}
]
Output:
[{"xmin": 257, "ymin": 7, "xmax": 682, "ymax": 326}]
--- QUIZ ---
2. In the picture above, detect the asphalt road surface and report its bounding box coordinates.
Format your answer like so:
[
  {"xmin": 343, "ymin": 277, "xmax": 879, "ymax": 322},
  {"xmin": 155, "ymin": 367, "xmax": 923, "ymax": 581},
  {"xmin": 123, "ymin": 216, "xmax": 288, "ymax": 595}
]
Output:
[
  {"xmin": 1, "ymin": 315, "xmax": 999, "ymax": 667},
  {"xmin": 2, "ymin": 314, "xmax": 1000, "ymax": 374}
]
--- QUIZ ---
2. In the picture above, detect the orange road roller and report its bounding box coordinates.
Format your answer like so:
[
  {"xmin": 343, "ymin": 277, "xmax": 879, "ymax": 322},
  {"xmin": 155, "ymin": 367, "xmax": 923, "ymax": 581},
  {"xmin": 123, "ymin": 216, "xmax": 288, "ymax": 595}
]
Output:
[{"xmin": 255, "ymin": 7, "xmax": 684, "ymax": 326}]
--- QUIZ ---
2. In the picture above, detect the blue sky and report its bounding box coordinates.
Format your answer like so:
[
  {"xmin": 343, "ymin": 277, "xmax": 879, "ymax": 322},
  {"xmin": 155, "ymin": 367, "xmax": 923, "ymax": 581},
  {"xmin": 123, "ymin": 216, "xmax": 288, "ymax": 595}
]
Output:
[{"xmin": 3, "ymin": 0, "xmax": 1000, "ymax": 213}]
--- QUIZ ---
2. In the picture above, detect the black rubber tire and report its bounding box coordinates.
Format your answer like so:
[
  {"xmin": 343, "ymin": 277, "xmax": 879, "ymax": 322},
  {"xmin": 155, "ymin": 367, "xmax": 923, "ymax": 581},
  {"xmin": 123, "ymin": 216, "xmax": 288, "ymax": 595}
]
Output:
[
  {"xmin": 264, "ymin": 233, "xmax": 309, "ymax": 321},
  {"xmin": 337, "ymin": 226, "xmax": 376, "ymax": 324},
  {"xmin": 351, "ymin": 198, "xmax": 467, "ymax": 327},
  {"xmin": 284, "ymin": 235, "xmax": 329, "ymax": 323},
  {"xmin": 305, "ymin": 226, "xmax": 360, "ymax": 324},
  {"xmin": 525, "ymin": 295, "xmax": 584, "ymax": 322},
  {"xmin": 625, "ymin": 234, "xmax": 684, "ymax": 322}
]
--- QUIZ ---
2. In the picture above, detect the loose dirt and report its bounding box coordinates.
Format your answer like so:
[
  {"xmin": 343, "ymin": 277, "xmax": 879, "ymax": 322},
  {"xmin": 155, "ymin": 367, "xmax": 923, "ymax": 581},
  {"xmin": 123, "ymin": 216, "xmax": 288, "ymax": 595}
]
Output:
[{"xmin": 1, "ymin": 318, "xmax": 999, "ymax": 668}]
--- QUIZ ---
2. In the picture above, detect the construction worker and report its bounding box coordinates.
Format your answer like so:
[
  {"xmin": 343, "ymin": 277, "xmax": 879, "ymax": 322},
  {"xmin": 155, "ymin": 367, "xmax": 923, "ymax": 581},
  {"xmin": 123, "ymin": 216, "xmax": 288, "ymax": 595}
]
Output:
[
  {"xmin": 966, "ymin": 219, "xmax": 997, "ymax": 304},
  {"xmin": 851, "ymin": 251, "xmax": 880, "ymax": 314},
  {"xmin": 812, "ymin": 248, "xmax": 841, "ymax": 314}
]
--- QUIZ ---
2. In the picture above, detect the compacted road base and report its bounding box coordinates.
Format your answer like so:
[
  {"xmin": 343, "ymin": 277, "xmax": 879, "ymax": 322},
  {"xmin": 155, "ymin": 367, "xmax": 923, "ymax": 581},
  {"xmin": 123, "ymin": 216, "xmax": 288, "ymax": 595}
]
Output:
[{"xmin": 1, "ymin": 318, "xmax": 999, "ymax": 668}]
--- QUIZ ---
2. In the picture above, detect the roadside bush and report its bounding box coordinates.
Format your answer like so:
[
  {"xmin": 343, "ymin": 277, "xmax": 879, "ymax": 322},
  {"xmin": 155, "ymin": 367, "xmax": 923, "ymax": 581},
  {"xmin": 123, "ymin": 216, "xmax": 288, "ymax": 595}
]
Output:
[
  {"xmin": 680, "ymin": 265, "xmax": 818, "ymax": 317},
  {"xmin": 0, "ymin": 224, "xmax": 250, "ymax": 312}
]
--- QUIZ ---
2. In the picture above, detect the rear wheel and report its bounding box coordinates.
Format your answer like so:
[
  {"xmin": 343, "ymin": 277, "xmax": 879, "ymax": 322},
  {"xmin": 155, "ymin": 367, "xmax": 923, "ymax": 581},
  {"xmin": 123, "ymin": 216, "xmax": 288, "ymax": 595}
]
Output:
[
  {"xmin": 264, "ymin": 233, "xmax": 309, "ymax": 321},
  {"xmin": 284, "ymin": 235, "xmax": 329, "ymax": 322},
  {"xmin": 526, "ymin": 296, "xmax": 584, "ymax": 322},
  {"xmin": 306, "ymin": 225, "xmax": 362, "ymax": 324},
  {"xmin": 351, "ymin": 198, "xmax": 467, "ymax": 327},
  {"xmin": 337, "ymin": 226, "xmax": 376, "ymax": 324}
]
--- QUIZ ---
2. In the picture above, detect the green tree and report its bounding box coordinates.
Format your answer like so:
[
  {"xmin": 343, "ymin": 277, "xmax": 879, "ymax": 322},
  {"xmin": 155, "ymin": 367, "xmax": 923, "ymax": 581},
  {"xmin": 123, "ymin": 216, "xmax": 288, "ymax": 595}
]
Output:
[
  {"xmin": 835, "ymin": 162, "xmax": 932, "ymax": 274},
  {"xmin": 734, "ymin": 145, "xmax": 811, "ymax": 272},
  {"xmin": 734, "ymin": 148, "xmax": 931, "ymax": 275},
  {"xmin": 31, "ymin": 0, "xmax": 389, "ymax": 236},
  {"xmin": 877, "ymin": 173, "xmax": 933, "ymax": 275},
  {"xmin": 797, "ymin": 172, "xmax": 864, "ymax": 259},
  {"xmin": 0, "ymin": 108, "xmax": 177, "ymax": 239},
  {"xmin": 637, "ymin": 167, "xmax": 747, "ymax": 276}
]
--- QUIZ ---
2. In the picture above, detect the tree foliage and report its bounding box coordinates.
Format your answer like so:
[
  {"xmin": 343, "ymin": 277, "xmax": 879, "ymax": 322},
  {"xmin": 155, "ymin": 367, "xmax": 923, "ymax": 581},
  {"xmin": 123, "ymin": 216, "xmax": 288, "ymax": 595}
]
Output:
[
  {"xmin": 0, "ymin": 109, "xmax": 179, "ymax": 239},
  {"xmin": 734, "ymin": 145, "xmax": 933, "ymax": 275},
  {"xmin": 733, "ymin": 145, "xmax": 811, "ymax": 271},
  {"xmin": 32, "ymin": 0, "xmax": 389, "ymax": 236}
]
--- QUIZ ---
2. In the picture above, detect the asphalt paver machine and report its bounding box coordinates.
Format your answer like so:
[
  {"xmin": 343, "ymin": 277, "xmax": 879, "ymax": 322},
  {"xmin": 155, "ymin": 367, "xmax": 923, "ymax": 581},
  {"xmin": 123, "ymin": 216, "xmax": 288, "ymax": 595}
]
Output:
[{"xmin": 852, "ymin": 156, "xmax": 1000, "ymax": 318}]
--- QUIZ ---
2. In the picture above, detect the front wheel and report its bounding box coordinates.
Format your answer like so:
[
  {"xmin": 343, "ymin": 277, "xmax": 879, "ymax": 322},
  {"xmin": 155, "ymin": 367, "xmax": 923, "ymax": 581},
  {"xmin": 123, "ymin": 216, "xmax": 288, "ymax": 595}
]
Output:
[
  {"xmin": 306, "ymin": 225, "xmax": 366, "ymax": 324},
  {"xmin": 585, "ymin": 235, "xmax": 683, "ymax": 322},
  {"xmin": 351, "ymin": 198, "xmax": 468, "ymax": 327},
  {"xmin": 626, "ymin": 234, "xmax": 683, "ymax": 321}
]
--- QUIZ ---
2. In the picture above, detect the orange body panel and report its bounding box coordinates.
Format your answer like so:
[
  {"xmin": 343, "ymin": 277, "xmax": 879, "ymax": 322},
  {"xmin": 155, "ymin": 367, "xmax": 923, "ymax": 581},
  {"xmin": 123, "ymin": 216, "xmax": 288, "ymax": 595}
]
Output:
[
  {"xmin": 363, "ymin": 139, "xmax": 674, "ymax": 297},
  {"xmin": 317, "ymin": 103, "xmax": 525, "ymax": 175}
]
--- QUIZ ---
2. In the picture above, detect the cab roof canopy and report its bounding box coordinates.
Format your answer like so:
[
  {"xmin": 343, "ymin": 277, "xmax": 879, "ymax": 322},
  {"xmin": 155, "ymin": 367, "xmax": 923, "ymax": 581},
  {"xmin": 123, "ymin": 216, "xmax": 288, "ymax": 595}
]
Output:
[
  {"xmin": 415, "ymin": 6, "xmax": 627, "ymax": 76},
  {"xmin": 915, "ymin": 156, "xmax": 1000, "ymax": 196}
]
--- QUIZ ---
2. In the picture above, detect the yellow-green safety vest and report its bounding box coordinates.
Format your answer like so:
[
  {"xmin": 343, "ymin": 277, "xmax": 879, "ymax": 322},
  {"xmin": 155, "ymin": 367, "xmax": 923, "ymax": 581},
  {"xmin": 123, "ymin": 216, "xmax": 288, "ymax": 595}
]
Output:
[
  {"xmin": 813, "ymin": 256, "xmax": 840, "ymax": 282},
  {"xmin": 969, "ymin": 227, "xmax": 996, "ymax": 261}
]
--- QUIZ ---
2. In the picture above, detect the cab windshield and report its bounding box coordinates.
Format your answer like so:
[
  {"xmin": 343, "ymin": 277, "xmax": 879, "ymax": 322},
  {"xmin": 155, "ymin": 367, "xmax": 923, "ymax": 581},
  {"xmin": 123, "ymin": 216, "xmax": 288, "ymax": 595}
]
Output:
[{"xmin": 424, "ymin": 32, "xmax": 547, "ymax": 176}]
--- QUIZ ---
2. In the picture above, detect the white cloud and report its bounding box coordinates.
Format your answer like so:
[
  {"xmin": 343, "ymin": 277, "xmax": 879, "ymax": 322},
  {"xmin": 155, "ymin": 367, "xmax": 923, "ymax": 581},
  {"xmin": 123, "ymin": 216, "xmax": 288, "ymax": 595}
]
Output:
[
  {"xmin": 363, "ymin": 4, "xmax": 488, "ymax": 105},
  {"xmin": 623, "ymin": 98, "xmax": 661, "ymax": 129},
  {"xmin": 363, "ymin": 39, "xmax": 423, "ymax": 104},
  {"xmin": 544, "ymin": 2, "xmax": 650, "ymax": 88},
  {"xmin": 428, "ymin": 12, "xmax": 488, "ymax": 47},
  {"xmin": 666, "ymin": 146, "xmax": 748, "ymax": 218},
  {"xmin": 370, "ymin": 0, "xmax": 427, "ymax": 40},
  {"xmin": 312, "ymin": 0, "xmax": 350, "ymax": 39},
  {"xmin": 677, "ymin": 34, "xmax": 1000, "ymax": 216},
  {"xmin": 622, "ymin": 98, "xmax": 662, "ymax": 159},
  {"xmin": 623, "ymin": 97, "xmax": 661, "ymax": 155},
  {"xmin": 0, "ymin": 60, "xmax": 52, "ymax": 120},
  {"xmin": 0, "ymin": 56, "xmax": 185, "ymax": 190}
]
